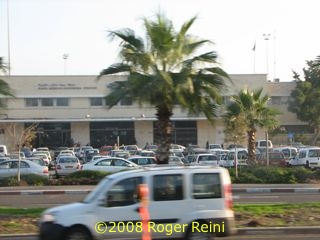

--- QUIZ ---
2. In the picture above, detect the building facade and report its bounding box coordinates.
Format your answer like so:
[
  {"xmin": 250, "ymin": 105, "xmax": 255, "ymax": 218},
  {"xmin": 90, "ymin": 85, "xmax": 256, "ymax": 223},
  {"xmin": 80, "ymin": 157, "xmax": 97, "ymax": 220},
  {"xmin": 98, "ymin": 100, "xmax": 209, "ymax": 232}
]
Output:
[{"xmin": 0, "ymin": 74, "xmax": 309, "ymax": 151}]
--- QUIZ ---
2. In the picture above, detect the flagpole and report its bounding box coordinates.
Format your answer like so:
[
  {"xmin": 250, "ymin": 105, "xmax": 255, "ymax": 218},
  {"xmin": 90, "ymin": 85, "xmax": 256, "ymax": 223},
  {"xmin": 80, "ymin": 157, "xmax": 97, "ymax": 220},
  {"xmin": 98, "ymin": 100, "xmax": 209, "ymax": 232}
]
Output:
[
  {"xmin": 7, "ymin": 0, "xmax": 11, "ymax": 76},
  {"xmin": 252, "ymin": 41, "xmax": 256, "ymax": 73}
]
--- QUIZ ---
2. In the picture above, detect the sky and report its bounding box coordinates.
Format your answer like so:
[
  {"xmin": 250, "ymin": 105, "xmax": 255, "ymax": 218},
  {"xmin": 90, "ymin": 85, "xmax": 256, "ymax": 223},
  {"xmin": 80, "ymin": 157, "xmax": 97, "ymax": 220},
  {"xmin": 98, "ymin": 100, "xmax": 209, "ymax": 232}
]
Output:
[{"xmin": 1, "ymin": 0, "xmax": 320, "ymax": 81}]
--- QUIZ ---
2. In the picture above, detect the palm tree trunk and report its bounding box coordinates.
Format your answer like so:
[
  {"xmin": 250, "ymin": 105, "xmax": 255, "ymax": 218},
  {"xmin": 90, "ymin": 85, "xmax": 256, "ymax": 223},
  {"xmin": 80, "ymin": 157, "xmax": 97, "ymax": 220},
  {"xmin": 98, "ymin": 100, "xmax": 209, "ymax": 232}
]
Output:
[
  {"xmin": 311, "ymin": 127, "xmax": 320, "ymax": 145},
  {"xmin": 155, "ymin": 106, "xmax": 173, "ymax": 164},
  {"xmin": 247, "ymin": 129, "xmax": 257, "ymax": 165}
]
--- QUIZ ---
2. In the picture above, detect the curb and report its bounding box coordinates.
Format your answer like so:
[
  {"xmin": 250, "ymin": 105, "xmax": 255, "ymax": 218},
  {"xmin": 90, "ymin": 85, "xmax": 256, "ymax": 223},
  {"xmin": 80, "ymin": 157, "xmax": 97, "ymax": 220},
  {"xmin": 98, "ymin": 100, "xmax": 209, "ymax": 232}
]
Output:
[
  {"xmin": 232, "ymin": 188, "xmax": 320, "ymax": 193},
  {"xmin": 0, "ymin": 189, "xmax": 92, "ymax": 195},
  {"xmin": 1, "ymin": 227, "xmax": 320, "ymax": 238},
  {"xmin": 1, "ymin": 188, "xmax": 320, "ymax": 195}
]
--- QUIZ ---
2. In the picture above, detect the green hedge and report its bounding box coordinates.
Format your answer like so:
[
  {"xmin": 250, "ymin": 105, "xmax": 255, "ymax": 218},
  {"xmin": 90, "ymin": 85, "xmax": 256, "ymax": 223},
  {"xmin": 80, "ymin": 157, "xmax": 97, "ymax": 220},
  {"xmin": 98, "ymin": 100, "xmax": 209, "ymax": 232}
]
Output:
[
  {"xmin": 0, "ymin": 174, "xmax": 50, "ymax": 186},
  {"xmin": 229, "ymin": 166, "xmax": 320, "ymax": 183},
  {"xmin": 49, "ymin": 170, "xmax": 112, "ymax": 185}
]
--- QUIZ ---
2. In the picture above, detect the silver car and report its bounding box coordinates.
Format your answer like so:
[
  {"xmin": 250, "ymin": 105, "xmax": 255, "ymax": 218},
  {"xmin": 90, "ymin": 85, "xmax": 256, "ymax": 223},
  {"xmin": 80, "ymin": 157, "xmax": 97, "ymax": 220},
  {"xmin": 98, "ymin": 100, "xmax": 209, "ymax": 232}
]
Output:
[
  {"xmin": 81, "ymin": 157, "xmax": 139, "ymax": 172},
  {"xmin": 0, "ymin": 159, "xmax": 49, "ymax": 178},
  {"xmin": 55, "ymin": 156, "xmax": 81, "ymax": 177}
]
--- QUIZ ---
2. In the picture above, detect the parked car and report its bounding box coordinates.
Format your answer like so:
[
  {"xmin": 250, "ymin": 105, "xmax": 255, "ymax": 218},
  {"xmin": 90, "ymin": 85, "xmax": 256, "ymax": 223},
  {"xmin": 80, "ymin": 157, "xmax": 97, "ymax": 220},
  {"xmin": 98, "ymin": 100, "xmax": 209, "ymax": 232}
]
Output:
[
  {"xmin": 135, "ymin": 150, "xmax": 156, "ymax": 157},
  {"xmin": 26, "ymin": 157, "xmax": 47, "ymax": 167},
  {"xmin": 0, "ymin": 145, "xmax": 8, "ymax": 156},
  {"xmin": 119, "ymin": 145, "xmax": 141, "ymax": 155},
  {"xmin": 288, "ymin": 147, "xmax": 320, "ymax": 168},
  {"xmin": 81, "ymin": 157, "xmax": 139, "ymax": 172},
  {"xmin": 220, "ymin": 148, "xmax": 248, "ymax": 167},
  {"xmin": 32, "ymin": 153, "xmax": 50, "ymax": 166},
  {"xmin": 55, "ymin": 156, "xmax": 81, "ymax": 177},
  {"xmin": 257, "ymin": 152, "xmax": 287, "ymax": 167},
  {"xmin": 39, "ymin": 165, "xmax": 236, "ymax": 240},
  {"xmin": 0, "ymin": 159, "xmax": 49, "ymax": 178},
  {"xmin": 110, "ymin": 150, "xmax": 130, "ymax": 159},
  {"xmin": 99, "ymin": 145, "xmax": 113, "ymax": 156},
  {"xmin": 273, "ymin": 146, "xmax": 298, "ymax": 160},
  {"xmin": 8, "ymin": 151, "xmax": 26, "ymax": 159},
  {"xmin": 168, "ymin": 155, "xmax": 185, "ymax": 165},
  {"xmin": 128, "ymin": 156, "xmax": 157, "ymax": 166},
  {"xmin": 191, "ymin": 153, "xmax": 219, "ymax": 165},
  {"xmin": 83, "ymin": 148, "xmax": 99, "ymax": 163},
  {"xmin": 208, "ymin": 143, "xmax": 223, "ymax": 152}
]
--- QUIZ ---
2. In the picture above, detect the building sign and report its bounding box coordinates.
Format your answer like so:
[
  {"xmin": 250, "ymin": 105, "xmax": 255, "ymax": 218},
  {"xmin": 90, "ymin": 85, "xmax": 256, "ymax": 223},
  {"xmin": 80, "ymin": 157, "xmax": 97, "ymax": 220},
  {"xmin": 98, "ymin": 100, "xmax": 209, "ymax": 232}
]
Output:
[{"xmin": 37, "ymin": 83, "xmax": 97, "ymax": 90}]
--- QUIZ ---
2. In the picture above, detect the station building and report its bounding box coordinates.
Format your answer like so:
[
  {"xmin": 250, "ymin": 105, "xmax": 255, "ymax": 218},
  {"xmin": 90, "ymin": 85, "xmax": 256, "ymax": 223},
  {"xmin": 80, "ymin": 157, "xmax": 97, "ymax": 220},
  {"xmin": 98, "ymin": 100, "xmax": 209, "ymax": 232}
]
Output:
[{"xmin": 0, "ymin": 74, "xmax": 310, "ymax": 151}]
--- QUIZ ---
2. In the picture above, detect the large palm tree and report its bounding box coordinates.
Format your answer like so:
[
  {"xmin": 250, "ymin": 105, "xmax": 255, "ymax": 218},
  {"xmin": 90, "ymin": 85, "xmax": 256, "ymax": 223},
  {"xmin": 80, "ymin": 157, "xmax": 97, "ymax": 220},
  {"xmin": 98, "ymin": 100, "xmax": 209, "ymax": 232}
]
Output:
[
  {"xmin": 0, "ymin": 57, "xmax": 15, "ymax": 102},
  {"xmin": 225, "ymin": 88, "xmax": 280, "ymax": 165},
  {"xmin": 98, "ymin": 14, "xmax": 229, "ymax": 163}
]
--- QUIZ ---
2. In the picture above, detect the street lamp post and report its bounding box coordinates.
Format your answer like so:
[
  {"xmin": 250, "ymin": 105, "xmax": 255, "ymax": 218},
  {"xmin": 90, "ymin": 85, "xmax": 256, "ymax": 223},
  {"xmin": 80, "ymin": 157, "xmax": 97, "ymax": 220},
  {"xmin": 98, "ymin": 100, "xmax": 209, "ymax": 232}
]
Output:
[{"xmin": 263, "ymin": 33, "xmax": 271, "ymax": 81}]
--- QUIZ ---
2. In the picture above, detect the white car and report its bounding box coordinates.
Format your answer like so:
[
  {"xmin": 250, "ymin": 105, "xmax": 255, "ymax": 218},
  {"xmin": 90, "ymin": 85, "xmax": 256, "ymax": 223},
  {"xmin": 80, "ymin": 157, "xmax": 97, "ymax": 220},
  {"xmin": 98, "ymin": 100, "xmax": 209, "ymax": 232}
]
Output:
[
  {"xmin": 55, "ymin": 156, "xmax": 81, "ymax": 177},
  {"xmin": 191, "ymin": 153, "xmax": 219, "ymax": 165},
  {"xmin": 128, "ymin": 156, "xmax": 157, "ymax": 165},
  {"xmin": 81, "ymin": 157, "xmax": 139, "ymax": 172},
  {"xmin": 0, "ymin": 159, "xmax": 49, "ymax": 178}
]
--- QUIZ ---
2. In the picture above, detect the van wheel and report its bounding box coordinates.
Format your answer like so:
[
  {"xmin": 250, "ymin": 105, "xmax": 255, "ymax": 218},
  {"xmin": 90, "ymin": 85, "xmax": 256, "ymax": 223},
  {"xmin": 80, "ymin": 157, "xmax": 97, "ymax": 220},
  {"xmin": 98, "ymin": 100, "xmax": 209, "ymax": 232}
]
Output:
[
  {"xmin": 186, "ymin": 223, "xmax": 213, "ymax": 240},
  {"xmin": 65, "ymin": 226, "xmax": 92, "ymax": 240}
]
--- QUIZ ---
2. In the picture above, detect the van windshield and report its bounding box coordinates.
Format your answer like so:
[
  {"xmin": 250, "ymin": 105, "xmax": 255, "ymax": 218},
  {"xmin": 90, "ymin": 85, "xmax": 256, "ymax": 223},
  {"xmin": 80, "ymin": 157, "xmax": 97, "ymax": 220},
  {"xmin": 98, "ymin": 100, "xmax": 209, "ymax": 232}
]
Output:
[{"xmin": 82, "ymin": 177, "xmax": 111, "ymax": 203}]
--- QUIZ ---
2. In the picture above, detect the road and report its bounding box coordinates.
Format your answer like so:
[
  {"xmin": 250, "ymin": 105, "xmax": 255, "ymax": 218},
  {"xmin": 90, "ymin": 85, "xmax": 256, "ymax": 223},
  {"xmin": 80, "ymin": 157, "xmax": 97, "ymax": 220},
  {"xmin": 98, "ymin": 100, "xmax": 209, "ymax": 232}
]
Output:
[
  {"xmin": 1, "ymin": 184, "xmax": 320, "ymax": 207},
  {"xmin": 1, "ymin": 234, "xmax": 320, "ymax": 240}
]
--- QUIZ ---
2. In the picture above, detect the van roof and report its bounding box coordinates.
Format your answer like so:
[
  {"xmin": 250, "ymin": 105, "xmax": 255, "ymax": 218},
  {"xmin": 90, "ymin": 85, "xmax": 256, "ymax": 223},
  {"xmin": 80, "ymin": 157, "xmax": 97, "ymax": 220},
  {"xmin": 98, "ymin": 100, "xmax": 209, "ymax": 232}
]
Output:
[{"xmin": 105, "ymin": 165, "xmax": 225, "ymax": 178}]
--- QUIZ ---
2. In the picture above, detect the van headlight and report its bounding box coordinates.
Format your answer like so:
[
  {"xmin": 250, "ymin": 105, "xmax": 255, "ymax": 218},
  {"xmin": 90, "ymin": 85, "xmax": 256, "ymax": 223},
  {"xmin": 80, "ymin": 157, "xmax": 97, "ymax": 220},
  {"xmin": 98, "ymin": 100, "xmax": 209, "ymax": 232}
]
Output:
[{"xmin": 40, "ymin": 211, "xmax": 58, "ymax": 222}]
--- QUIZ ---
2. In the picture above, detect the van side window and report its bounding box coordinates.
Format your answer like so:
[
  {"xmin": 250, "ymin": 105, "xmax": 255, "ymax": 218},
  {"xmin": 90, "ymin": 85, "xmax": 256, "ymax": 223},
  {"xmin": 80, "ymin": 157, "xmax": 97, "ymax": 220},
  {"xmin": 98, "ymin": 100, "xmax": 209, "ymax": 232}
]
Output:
[
  {"xmin": 192, "ymin": 173, "xmax": 221, "ymax": 199},
  {"xmin": 153, "ymin": 174, "xmax": 183, "ymax": 201},
  {"xmin": 106, "ymin": 177, "xmax": 143, "ymax": 207}
]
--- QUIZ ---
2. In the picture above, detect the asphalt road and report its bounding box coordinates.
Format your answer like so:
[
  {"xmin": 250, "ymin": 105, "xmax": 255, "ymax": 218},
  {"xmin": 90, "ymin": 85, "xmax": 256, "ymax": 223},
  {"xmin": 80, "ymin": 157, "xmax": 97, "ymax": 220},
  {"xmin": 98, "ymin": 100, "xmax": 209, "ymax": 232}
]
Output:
[{"xmin": 1, "ymin": 184, "xmax": 320, "ymax": 207}]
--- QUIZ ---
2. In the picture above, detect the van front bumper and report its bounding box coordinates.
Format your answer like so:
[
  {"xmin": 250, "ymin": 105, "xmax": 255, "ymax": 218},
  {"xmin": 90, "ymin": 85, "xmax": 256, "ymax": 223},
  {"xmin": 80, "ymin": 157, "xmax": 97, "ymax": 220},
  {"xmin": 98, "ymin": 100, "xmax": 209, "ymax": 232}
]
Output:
[{"xmin": 39, "ymin": 222, "xmax": 66, "ymax": 240}]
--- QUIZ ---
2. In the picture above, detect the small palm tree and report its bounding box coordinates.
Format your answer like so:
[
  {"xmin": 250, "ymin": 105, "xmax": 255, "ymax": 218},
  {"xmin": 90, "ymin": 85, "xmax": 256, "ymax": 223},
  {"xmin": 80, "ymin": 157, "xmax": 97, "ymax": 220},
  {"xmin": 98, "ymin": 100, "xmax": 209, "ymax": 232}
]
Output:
[
  {"xmin": 225, "ymin": 88, "xmax": 280, "ymax": 165},
  {"xmin": 98, "ymin": 13, "xmax": 229, "ymax": 163}
]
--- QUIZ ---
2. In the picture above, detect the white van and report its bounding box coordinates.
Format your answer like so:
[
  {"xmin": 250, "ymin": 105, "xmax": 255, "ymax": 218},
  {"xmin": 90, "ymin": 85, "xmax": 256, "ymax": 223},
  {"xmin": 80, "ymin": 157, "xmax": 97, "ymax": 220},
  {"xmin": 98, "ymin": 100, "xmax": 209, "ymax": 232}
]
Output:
[
  {"xmin": 39, "ymin": 166, "xmax": 236, "ymax": 240},
  {"xmin": 255, "ymin": 140, "xmax": 273, "ymax": 149},
  {"xmin": 288, "ymin": 147, "xmax": 320, "ymax": 168},
  {"xmin": 273, "ymin": 147, "xmax": 298, "ymax": 160}
]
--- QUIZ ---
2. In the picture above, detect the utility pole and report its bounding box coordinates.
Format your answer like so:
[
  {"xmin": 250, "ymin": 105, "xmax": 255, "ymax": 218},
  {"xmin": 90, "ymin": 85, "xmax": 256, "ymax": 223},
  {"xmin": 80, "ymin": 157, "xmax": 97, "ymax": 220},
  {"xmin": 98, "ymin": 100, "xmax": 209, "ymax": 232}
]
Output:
[{"xmin": 263, "ymin": 33, "xmax": 271, "ymax": 81}]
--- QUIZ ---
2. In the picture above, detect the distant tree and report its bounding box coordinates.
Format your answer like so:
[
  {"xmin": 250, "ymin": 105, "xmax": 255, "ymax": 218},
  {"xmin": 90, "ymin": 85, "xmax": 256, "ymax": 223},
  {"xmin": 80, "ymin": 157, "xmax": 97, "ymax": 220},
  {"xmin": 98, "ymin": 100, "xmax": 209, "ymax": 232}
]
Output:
[
  {"xmin": 225, "ymin": 88, "xmax": 280, "ymax": 165},
  {"xmin": 5, "ymin": 122, "xmax": 38, "ymax": 182},
  {"xmin": 288, "ymin": 57, "xmax": 320, "ymax": 144},
  {"xmin": 98, "ymin": 13, "xmax": 229, "ymax": 163}
]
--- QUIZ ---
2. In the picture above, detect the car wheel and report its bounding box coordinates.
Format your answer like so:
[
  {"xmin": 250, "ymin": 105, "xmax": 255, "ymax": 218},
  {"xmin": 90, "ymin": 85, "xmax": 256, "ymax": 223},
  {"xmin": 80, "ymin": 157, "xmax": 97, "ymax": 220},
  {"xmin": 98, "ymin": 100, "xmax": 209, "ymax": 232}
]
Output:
[
  {"xmin": 186, "ymin": 222, "xmax": 214, "ymax": 240},
  {"xmin": 65, "ymin": 226, "xmax": 92, "ymax": 240}
]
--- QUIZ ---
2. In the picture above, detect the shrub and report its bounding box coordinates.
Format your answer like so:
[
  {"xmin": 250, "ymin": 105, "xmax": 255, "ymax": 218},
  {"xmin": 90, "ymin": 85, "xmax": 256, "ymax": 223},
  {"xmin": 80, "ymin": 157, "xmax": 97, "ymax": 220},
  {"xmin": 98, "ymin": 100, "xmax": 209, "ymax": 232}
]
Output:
[
  {"xmin": 229, "ymin": 166, "xmax": 316, "ymax": 184},
  {"xmin": 0, "ymin": 174, "xmax": 49, "ymax": 186},
  {"xmin": 49, "ymin": 170, "xmax": 112, "ymax": 185}
]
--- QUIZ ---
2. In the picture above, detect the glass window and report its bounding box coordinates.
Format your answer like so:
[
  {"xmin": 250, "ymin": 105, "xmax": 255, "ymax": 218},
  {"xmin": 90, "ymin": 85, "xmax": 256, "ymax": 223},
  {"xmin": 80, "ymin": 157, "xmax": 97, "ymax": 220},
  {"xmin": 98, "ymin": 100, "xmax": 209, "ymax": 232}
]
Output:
[
  {"xmin": 120, "ymin": 96, "xmax": 132, "ymax": 106},
  {"xmin": 90, "ymin": 97, "xmax": 103, "ymax": 106},
  {"xmin": 192, "ymin": 173, "xmax": 221, "ymax": 199},
  {"xmin": 25, "ymin": 98, "xmax": 39, "ymax": 107},
  {"xmin": 153, "ymin": 174, "xmax": 183, "ymax": 201},
  {"xmin": 106, "ymin": 177, "xmax": 143, "ymax": 207},
  {"xmin": 56, "ymin": 98, "xmax": 69, "ymax": 106},
  {"xmin": 96, "ymin": 159, "xmax": 112, "ymax": 166},
  {"xmin": 40, "ymin": 98, "xmax": 54, "ymax": 106}
]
